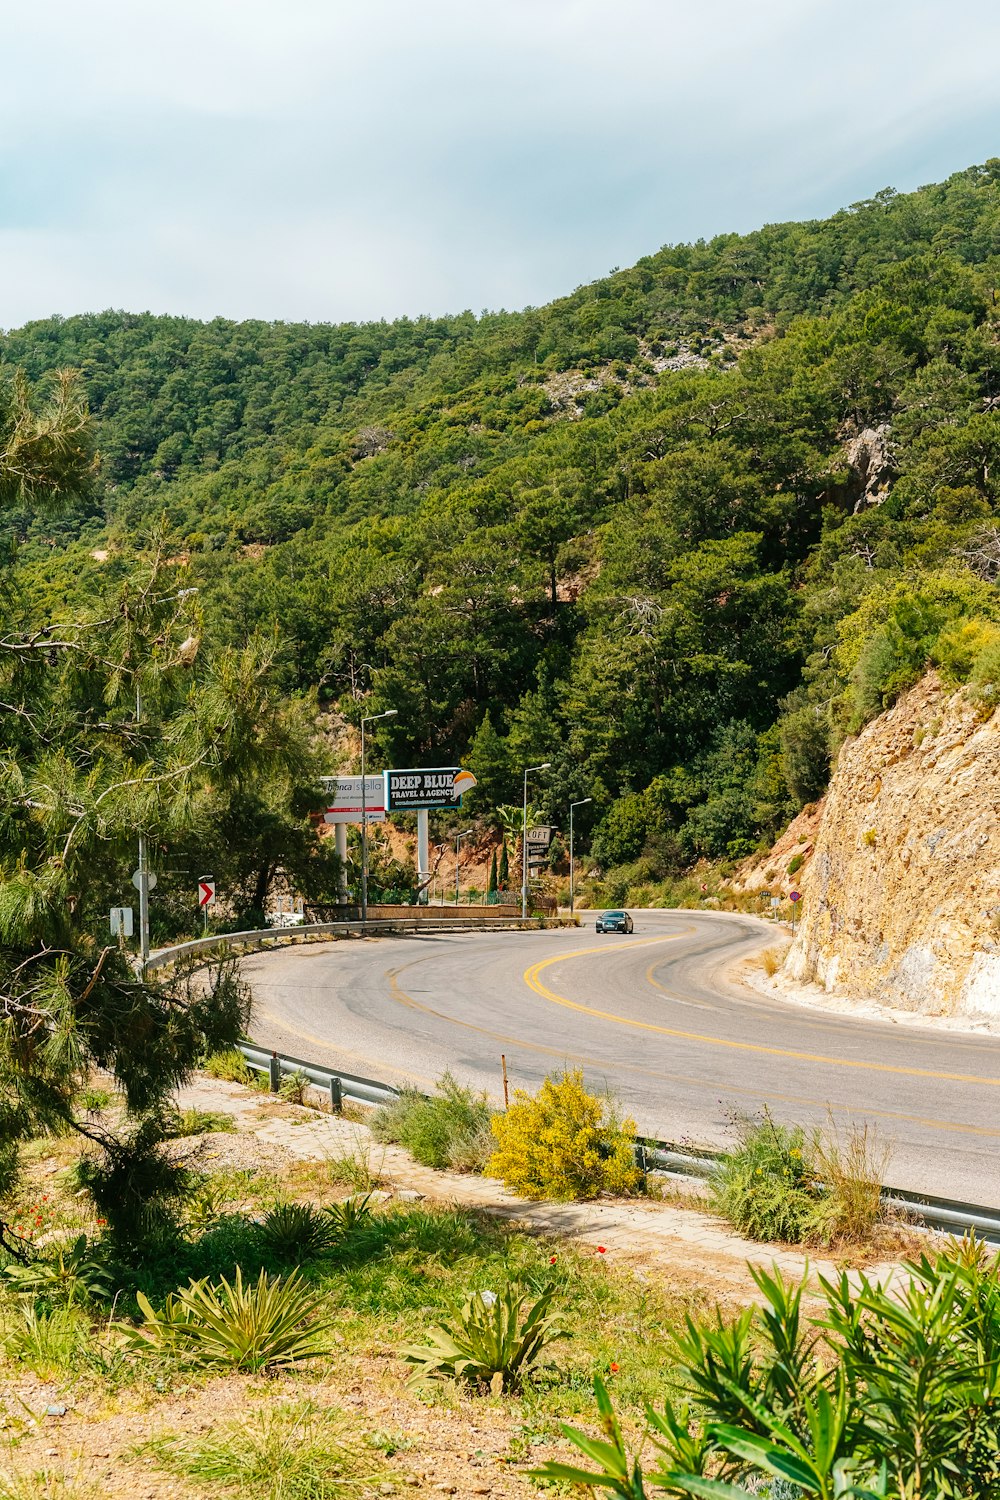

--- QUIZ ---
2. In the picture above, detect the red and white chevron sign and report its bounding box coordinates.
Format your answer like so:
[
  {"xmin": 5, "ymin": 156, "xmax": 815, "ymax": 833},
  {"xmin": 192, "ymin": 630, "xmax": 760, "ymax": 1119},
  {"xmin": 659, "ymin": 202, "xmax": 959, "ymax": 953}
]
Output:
[{"xmin": 198, "ymin": 879, "xmax": 216, "ymax": 909}]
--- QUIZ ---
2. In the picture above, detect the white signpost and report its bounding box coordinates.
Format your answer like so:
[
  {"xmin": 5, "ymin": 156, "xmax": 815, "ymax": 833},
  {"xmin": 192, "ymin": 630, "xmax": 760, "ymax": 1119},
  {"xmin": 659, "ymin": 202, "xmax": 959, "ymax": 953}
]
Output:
[{"xmin": 110, "ymin": 907, "xmax": 133, "ymax": 938}]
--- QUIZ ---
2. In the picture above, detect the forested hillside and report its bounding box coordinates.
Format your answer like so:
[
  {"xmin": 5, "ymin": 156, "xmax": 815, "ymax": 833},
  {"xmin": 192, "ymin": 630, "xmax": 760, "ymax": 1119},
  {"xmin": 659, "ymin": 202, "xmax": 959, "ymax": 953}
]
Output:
[{"xmin": 4, "ymin": 159, "xmax": 1000, "ymax": 892}]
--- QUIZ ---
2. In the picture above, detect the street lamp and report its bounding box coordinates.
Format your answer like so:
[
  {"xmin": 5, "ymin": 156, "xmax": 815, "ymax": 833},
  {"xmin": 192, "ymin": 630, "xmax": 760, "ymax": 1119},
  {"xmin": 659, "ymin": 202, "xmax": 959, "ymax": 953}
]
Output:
[
  {"xmin": 568, "ymin": 798, "xmax": 592, "ymax": 916},
  {"xmin": 454, "ymin": 828, "xmax": 473, "ymax": 905},
  {"xmin": 361, "ymin": 709, "xmax": 397, "ymax": 922},
  {"xmin": 521, "ymin": 763, "xmax": 551, "ymax": 919}
]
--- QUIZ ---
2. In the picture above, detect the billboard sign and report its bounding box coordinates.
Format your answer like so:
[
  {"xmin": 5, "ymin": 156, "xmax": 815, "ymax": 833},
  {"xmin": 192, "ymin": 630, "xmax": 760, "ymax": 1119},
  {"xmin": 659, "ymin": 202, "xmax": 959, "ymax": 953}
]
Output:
[
  {"xmin": 383, "ymin": 767, "xmax": 477, "ymax": 811},
  {"xmin": 320, "ymin": 775, "xmax": 386, "ymax": 824},
  {"xmin": 525, "ymin": 825, "xmax": 553, "ymax": 849}
]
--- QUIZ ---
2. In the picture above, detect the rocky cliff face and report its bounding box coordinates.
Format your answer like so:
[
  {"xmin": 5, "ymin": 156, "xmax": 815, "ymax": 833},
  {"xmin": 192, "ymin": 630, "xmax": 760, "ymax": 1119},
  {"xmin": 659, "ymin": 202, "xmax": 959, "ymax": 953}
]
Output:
[{"xmin": 786, "ymin": 673, "xmax": 1000, "ymax": 1018}]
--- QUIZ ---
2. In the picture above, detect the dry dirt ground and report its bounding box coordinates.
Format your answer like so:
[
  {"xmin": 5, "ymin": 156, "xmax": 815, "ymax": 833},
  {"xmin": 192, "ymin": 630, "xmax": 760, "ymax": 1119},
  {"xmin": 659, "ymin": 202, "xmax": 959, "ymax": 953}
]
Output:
[{"xmin": 0, "ymin": 1074, "xmax": 921, "ymax": 1500}]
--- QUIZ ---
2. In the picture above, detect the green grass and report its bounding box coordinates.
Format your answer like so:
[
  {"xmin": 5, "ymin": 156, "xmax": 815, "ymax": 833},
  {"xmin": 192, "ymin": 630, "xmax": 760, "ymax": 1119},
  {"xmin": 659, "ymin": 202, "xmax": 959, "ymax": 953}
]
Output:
[{"xmin": 142, "ymin": 1399, "xmax": 385, "ymax": 1498}]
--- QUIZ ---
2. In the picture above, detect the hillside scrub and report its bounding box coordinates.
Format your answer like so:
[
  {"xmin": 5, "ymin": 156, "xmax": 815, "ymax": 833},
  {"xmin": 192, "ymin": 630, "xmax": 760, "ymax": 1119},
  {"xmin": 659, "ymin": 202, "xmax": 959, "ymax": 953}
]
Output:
[{"xmin": 4, "ymin": 162, "xmax": 1000, "ymax": 905}]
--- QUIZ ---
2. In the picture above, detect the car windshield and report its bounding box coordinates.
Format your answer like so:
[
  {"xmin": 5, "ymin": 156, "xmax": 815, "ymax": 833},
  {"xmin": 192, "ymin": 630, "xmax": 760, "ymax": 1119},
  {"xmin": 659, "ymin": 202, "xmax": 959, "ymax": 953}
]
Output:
[{"xmin": 604, "ymin": 911, "xmax": 625, "ymax": 919}]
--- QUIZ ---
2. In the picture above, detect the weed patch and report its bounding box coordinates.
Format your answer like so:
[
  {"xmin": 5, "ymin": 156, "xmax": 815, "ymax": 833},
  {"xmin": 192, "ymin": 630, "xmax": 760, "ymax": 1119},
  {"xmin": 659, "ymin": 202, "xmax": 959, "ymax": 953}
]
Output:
[
  {"xmin": 371, "ymin": 1072, "xmax": 495, "ymax": 1172},
  {"xmin": 143, "ymin": 1399, "xmax": 384, "ymax": 1498}
]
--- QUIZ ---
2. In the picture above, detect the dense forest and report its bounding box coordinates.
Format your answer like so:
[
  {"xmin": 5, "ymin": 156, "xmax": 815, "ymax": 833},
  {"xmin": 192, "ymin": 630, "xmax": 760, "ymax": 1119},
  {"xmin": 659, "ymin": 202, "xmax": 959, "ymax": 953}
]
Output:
[{"xmin": 4, "ymin": 158, "xmax": 1000, "ymax": 906}]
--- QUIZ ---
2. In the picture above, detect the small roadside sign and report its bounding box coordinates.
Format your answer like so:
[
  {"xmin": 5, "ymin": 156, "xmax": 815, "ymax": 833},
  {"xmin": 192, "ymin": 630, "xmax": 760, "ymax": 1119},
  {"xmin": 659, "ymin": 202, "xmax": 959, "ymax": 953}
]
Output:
[
  {"xmin": 769, "ymin": 895, "xmax": 781, "ymax": 908},
  {"xmin": 110, "ymin": 907, "xmax": 133, "ymax": 937},
  {"xmin": 789, "ymin": 891, "xmax": 801, "ymax": 903},
  {"xmin": 131, "ymin": 868, "xmax": 157, "ymax": 891},
  {"xmin": 198, "ymin": 879, "xmax": 216, "ymax": 909}
]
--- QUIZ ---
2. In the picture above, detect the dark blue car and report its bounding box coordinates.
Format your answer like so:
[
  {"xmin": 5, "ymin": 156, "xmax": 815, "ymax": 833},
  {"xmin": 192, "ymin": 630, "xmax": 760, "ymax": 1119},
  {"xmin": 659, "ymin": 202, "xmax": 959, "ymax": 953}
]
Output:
[{"xmin": 596, "ymin": 910, "xmax": 634, "ymax": 934}]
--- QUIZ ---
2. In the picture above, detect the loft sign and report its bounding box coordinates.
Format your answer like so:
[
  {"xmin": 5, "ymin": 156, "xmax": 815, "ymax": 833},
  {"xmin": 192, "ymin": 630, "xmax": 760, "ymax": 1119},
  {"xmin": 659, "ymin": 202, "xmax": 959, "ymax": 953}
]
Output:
[{"xmin": 383, "ymin": 767, "xmax": 477, "ymax": 810}]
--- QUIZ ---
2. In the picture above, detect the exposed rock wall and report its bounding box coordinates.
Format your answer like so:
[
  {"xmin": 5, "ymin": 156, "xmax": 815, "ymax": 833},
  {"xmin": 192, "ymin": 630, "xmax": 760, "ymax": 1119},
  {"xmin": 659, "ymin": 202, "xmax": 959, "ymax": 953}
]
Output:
[{"xmin": 786, "ymin": 674, "xmax": 1000, "ymax": 1017}]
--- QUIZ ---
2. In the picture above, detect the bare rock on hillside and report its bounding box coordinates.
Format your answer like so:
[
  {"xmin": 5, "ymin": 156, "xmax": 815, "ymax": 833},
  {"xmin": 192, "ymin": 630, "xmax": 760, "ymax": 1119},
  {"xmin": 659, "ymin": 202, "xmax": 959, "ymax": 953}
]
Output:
[
  {"xmin": 786, "ymin": 673, "xmax": 1000, "ymax": 1019},
  {"xmin": 844, "ymin": 423, "xmax": 894, "ymax": 510}
]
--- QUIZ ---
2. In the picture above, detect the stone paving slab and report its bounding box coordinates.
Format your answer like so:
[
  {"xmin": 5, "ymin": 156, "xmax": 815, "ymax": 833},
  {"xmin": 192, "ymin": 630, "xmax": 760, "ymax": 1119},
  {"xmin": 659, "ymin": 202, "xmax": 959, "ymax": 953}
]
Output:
[{"xmin": 250, "ymin": 1108, "xmax": 905, "ymax": 1295}]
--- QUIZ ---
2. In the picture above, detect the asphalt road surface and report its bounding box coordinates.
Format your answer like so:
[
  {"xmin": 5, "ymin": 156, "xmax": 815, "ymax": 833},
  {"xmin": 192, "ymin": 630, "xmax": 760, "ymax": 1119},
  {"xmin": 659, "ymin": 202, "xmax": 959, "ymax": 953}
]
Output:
[{"xmin": 243, "ymin": 910, "xmax": 1000, "ymax": 1203}]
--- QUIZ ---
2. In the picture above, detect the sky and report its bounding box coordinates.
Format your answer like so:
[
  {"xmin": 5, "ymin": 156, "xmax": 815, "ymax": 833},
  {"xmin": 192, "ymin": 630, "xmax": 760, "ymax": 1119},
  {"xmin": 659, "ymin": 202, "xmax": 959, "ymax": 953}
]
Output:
[{"xmin": 2, "ymin": 0, "xmax": 999, "ymax": 329}]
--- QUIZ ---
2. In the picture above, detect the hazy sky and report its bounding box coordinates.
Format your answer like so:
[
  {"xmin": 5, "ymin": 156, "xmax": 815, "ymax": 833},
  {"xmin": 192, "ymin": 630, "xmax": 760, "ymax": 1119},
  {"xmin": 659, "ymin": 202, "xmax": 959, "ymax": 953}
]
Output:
[{"xmin": 2, "ymin": 0, "xmax": 999, "ymax": 328}]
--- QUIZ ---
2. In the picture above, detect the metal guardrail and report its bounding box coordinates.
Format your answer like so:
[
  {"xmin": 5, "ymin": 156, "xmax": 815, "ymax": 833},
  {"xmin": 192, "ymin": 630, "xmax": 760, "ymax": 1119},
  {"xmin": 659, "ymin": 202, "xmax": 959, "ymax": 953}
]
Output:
[
  {"xmin": 146, "ymin": 914, "xmax": 546, "ymax": 972},
  {"xmin": 161, "ymin": 923, "xmax": 1000, "ymax": 1246},
  {"xmin": 242, "ymin": 1043, "xmax": 1000, "ymax": 1244}
]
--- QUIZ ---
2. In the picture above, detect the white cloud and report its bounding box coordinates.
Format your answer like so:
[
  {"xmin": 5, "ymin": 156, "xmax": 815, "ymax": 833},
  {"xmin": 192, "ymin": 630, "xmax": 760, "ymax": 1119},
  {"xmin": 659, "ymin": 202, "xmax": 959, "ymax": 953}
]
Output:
[{"xmin": 1, "ymin": 0, "xmax": 999, "ymax": 326}]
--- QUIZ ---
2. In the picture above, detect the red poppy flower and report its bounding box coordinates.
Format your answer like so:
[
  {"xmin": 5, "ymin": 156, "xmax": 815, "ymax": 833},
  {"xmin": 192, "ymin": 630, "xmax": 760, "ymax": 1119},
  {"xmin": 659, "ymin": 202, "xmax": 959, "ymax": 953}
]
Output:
[
  {"xmin": 609, "ymin": 1362, "xmax": 619, "ymax": 1373},
  {"xmin": 597, "ymin": 1246, "xmax": 606, "ymax": 1254},
  {"xmin": 549, "ymin": 1256, "xmax": 557, "ymax": 1264}
]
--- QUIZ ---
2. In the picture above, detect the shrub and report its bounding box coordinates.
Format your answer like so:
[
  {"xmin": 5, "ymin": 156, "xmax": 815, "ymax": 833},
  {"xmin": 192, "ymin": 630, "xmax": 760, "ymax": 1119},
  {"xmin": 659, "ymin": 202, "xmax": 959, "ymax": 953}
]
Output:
[
  {"xmin": 257, "ymin": 1202, "xmax": 341, "ymax": 1262},
  {"xmin": 711, "ymin": 1109, "xmax": 892, "ymax": 1247},
  {"xmin": 131, "ymin": 1267, "xmax": 333, "ymax": 1371},
  {"xmin": 971, "ymin": 632, "xmax": 1000, "ymax": 712},
  {"xmin": 1, "ymin": 1234, "xmax": 117, "ymax": 1307},
  {"xmin": 168, "ymin": 1107, "xmax": 236, "ymax": 1137},
  {"xmin": 760, "ymin": 947, "xmax": 783, "ymax": 978},
  {"xmin": 401, "ymin": 1283, "xmax": 569, "ymax": 1393},
  {"xmin": 488, "ymin": 1070, "xmax": 642, "ymax": 1200},
  {"xmin": 806, "ymin": 1117, "xmax": 890, "ymax": 1247},
  {"xmin": 279, "ymin": 1069, "xmax": 311, "ymax": 1105},
  {"xmin": 371, "ymin": 1073, "xmax": 495, "ymax": 1172},
  {"xmin": 710, "ymin": 1108, "xmax": 820, "ymax": 1242},
  {"xmin": 786, "ymin": 853, "xmax": 804, "ymax": 875},
  {"xmin": 202, "ymin": 1049, "xmax": 251, "ymax": 1084},
  {"xmin": 537, "ymin": 1243, "xmax": 1000, "ymax": 1498}
]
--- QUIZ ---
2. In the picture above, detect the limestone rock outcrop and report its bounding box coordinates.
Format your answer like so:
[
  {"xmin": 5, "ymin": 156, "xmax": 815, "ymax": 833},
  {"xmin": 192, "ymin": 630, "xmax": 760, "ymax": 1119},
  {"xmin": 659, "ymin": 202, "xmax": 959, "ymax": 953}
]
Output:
[{"xmin": 786, "ymin": 673, "xmax": 1000, "ymax": 1018}]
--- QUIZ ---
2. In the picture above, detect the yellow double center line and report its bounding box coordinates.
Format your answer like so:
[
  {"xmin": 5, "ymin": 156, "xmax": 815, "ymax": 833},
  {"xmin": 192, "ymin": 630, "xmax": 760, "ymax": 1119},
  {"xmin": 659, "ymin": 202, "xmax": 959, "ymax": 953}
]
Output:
[{"xmin": 523, "ymin": 941, "xmax": 1000, "ymax": 1088}]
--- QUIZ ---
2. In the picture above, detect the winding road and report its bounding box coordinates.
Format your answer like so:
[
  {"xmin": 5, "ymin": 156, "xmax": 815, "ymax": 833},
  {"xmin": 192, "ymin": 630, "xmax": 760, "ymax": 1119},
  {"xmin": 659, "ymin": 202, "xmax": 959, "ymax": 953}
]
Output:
[{"xmin": 243, "ymin": 910, "xmax": 1000, "ymax": 1202}]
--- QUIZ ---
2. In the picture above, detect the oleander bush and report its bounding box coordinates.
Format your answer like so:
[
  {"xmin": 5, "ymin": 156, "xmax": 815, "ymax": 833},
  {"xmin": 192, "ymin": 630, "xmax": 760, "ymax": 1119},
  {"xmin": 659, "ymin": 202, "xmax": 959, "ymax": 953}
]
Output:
[
  {"xmin": 488, "ymin": 1069, "xmax": 642, "ymax": 1200},
  {"xmin": 537, "ymin": 1241, "xmax": 1000, "ymax": 1498}
]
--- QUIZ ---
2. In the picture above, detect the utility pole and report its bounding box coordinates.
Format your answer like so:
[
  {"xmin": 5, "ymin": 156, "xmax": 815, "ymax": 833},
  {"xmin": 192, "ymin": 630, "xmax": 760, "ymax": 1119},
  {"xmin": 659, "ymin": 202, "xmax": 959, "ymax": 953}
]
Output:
[
  {"xmin": 360, "ymin": 708, "xmax": 397, "ymax": 922},
  {"xmin": 569, "ymin": 797, "xmax": 592, "ymax": 915},
  {"xmin": 521, "ymin": 762, "xmax": 550, "ymax": 919}
]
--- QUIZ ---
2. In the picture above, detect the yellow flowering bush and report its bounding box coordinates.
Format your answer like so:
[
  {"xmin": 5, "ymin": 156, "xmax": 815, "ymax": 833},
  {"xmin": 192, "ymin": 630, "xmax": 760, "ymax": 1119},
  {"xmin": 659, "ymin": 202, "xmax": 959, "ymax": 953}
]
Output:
[{"xmin": 487, "ymin": 1069, "xmax": 642, "ymax": 1201}]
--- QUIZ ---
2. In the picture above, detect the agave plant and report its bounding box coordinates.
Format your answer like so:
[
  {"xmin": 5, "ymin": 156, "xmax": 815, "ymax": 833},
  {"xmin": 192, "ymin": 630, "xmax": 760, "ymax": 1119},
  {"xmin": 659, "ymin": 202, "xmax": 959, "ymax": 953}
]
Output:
[
  {"xmin": 2, "ymin": 1235, "xmax": 118, "ymax": 1307},
  {"xmin": 400, "ymin": 1282, "xmax": 569, "ymax": 1393},
  {"xmin": 257, "ymin": 1202, "xmax": 341, "ymax": 1262},
  {"xmin": 131, "ymin": 1267, "xmax": 334, "ymax": 1372},
  {"xmin": 324, "ymin": 1192, "xmax": 374, "ymax": 1238}
]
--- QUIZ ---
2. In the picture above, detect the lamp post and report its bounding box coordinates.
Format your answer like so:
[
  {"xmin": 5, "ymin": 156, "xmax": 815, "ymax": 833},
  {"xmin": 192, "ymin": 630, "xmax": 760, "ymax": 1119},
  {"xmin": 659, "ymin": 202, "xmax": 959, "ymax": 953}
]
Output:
[
  {"xmin": 135, "ymin": 586, "xmax": 199, "ymax": 972},
  {"xmin": 569, "ymin": 797, "xmax": 592, "ymax": 916},
  {"xmin": 521, "ymin": 762, "xmax": 551, "ymax": 919},
  {"xmin": 454, "ymin": 828, "xmax": 473, "ymax": 905},
  {"xmin": 361, "ymin": 709, "xmax": 397, "ymax": 921}
]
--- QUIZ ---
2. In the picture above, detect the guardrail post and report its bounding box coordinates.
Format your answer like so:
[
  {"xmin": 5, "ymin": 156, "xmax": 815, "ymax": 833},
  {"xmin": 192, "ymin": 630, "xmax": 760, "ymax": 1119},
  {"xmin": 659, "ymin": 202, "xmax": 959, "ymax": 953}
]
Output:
[
  {"xmin": 329, "ymin": 1076, "xmax": 343, "ymax": 1113},
  {"xmin": 268, "ymin": 1052, "xmax": 281, "ymax": 1092}
]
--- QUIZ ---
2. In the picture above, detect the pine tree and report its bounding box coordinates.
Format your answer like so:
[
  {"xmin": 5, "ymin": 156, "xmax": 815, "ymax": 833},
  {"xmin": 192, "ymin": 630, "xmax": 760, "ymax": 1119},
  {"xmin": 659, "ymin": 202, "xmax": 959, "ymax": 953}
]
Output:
[
  {"xmin": 0, "ymin": 370, "xmax": 323, "ymax": 1253},
  {"xmin": 487, "ymin": 848, "xmax": 498, "ymax": 900},
  {"xmin": 498, "ymin": 840, "xmax": 509, "ymax": 890}
]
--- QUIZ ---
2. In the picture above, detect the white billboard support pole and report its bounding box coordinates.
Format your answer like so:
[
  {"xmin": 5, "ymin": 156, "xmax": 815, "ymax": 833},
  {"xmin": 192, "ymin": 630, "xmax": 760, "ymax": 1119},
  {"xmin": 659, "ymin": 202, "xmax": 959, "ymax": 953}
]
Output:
[
  {"xmin": 416, "ymin": 809, "xmax": 430, "ymax": 906},
  {"xmin": 335, "ymin": 824, "xmax": 349, "ymax": 905}
]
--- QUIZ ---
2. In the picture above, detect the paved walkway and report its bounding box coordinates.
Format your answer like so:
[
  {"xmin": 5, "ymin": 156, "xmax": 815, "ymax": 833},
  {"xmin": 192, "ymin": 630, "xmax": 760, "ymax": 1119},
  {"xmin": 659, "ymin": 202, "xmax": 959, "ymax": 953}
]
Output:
[{"xmin": 180, "ymin": 1078, "xmax": 907, "ymax": 1297}]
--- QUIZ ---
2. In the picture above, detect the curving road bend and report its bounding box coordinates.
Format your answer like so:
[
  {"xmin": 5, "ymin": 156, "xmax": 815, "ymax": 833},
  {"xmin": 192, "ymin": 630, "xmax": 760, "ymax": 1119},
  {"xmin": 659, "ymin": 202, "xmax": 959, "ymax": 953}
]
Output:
[{"xmin": 243, "ymin": 911, "xmax": 1000, "ymax": 1203}]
